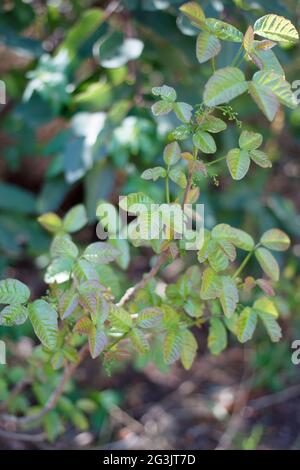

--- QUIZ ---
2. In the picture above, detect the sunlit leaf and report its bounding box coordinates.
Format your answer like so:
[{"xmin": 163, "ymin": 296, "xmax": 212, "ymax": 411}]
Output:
[
  {"xmin": 204, "ymin": 67, "xmax": 247, "ymax": 107},
  {"xmin": 254, "ymin": 14, "xmax": 299, "ymax": 45},
  {"xmin": 255, "ymin": 247, "xmax": 280, "ymax": 281},
  {"xmin": 196, "ymin": 31, "xmax": 221, "ymax": 64},
  {"xmin": 226, "ymin": 148, "xmax": 250, "ymax": 180}
]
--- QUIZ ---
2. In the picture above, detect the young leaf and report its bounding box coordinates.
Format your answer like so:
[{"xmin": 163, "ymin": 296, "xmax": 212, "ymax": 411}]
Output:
[
  {"xmin": 88, "ymin": 327, "xmax": 108, "ymax": 359},
  {"xmin": 163, "ymin": 141, "xmax": 181, "ymax": 166},
  {"xmin": 152, "ymin": 85, "xmax": 177, "ymax": 102},
  {"xmin": 130, "ymin": 328, "xmax": 150, "ymax": 353},
  {"xmin": 28, "ymin": 300, "xmax": 58, "ymax": 350},
  {"xmin": 137, "ymin": 307, "xmax": 163, "ymax": 328},
  {"xmin": 219, "ymin": 276, "xmax": 239, "ymax": 318},
  {"xmin": 180, "ymin": 329, "xmax": 198, "ymax": 370},
  {"xmin": 208, "ymin": 317, "xmax": 227, "ymax": 355},
  {"xmin": 260, "ymin": 228, "xmax": 290, "ymax": 251},
  {"xmin": 204, "ymin": 67, "xmax": 248, "ymax": 107},
  {"xmin": 255, "ymin": 247, "xmax": 280, "ymax": 282},
  {"xmin": 254, "ymin": 14, "xmax": 299, "ymax": 45},
  {"xmin": 200, "ymin": 267, "xmax": 222, "ymax": 300},
  {"xmin": 74, "ymin": 316, "xmax": 93, "ymax": 334},
  {"xmin": 83, "ymin": 242, "xmax": 120, "ymax": 264},
  {"xmin": 226, "ymin": 148, "xmax": 250, "ymax": 180},
  {"xmin": 0, "ymin": 279, "xmax": 30, "ymax": 305},
  {"xmin": 173, "ymin": 102, "xmax": 193, "ymax": 123},
  {"xmin": 258, "ymin": 312, "xmax": 282, "ymax": 342},
  {"xmin": 169, "ymin": 168, "xmax": 187, "ymax": 189},
  {"xmin": 50, "ymin": 234, "xmax": 79, "ymax": 259},
  {"xmin": 193, "ymin": 130, "xmax": 216, "ymax": 154},
  {"xmin": 212, "ymin": 224, "xmax": 254, "ymax": 251},
  {"xmin": 237, "ymin": 307, "xmax": 257, "ymax": 343},
  {"xmin": 202, "ymin": 115, "xmax": 227, "ymax": 133},
  {"xmin": 196, "ymin": 31, "xmax": 221, "ymax": 64},
  {"xmin": 179, "ymin": 2, "xmax": 206, "ymax": 29},
  {"xmin": 239, "ymin": 131, "xmax": 263, "ymax": 151},
  {"xmin": 163, "ymin": 328, "xmax": 183, "ymax": 364},
  {"xmin": 253, "ymin": 297, "xmax": 281, "ymax": 342},
  {"xmin": 207, "ymin": 241, "xmax": 230, "ymax": 272},
  {"xmin": 248, "ymin": 80, "xmax": 279, "ymax": 121},
  {"xmin": 243, "ymin": 26, "xmax": 254, "ymax": 52},
  {"xmin": 151, "ymin": 100, "xmax": 173, "ymax": 116},
  {"xmin": 63, "ymin": 204, "xmax": 87, "ymax": 233},
  {"xmin": 59, "ymin": 289, "xmax": 79, "ymax": 320},
  {"xmin": 38, "ymin": 212, "xmax": 63, "ymax": 233},
  {"xmin": 250, "ymin": 149, "xmax": 272, "ymax": 168},
  {"xmin": 119, "ymin": 192, "xmax": 154, "ymax": 214},
  {"xmin": 206, "ymin": 18, "xmax": 243, "ymax": 42},
  {"xmin": 110, "ymin": 305, "xmax": 132, "ymax": 332},
  {"xmin": 0, "ymin": 304, "xmax": 28, "ymax": 326},
  {"xmin": 141, "ymin": 167, "xmax": 167, "ymax": 181}
]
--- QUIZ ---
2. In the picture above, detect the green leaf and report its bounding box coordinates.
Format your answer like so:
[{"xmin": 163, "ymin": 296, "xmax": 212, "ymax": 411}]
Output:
[
  {"xmin": 169, "ymin": 168, "xmax": 187, "ymax": 189},
  {"xmin": 179, "ymin": 2, "xmax": 206, "ymax": 29},
  {"xmin": 130, "ymin": 328, "xmax": 150, "ymax": 354},
  {"xmin": 206, "ymin": 18, "xmax": 243, "ymax": 42},
  {"xmin": 141, "ymin": 167, "xmax": 167, "ymax": 181},
  {"xmin": 58, "ymin": 289, "xmax": 79, "ymax": 320},
  {"xmin": 193, "ymin": 131, "xmax": 216, "ymax": 154},
  {"xmin": 83, "ymin": 242, "xmax": 120, "ymax": 264},
  {"xmin": 252, "ymin": 45, "xmax": 284, "ymax": 76},
  {"xmin": 63, "ymin": 204, "xmax": 87, "ymax": 233},
  {"xmin": 50, "ymin": 234, "xmax": 79, "ymax": 259},
  {"xmin": 219, "ymin": 276, "xmax": 239, "ymax": 318},
  {"xmin": 163, "ymin": 142, "xmax": 181, "ymax": 166},
  {"xmin": 110, "ymin": 305, "xmax": 132, "ymax": 332},
  {"xmin": 0, "ymin": 279, "xmax": 30, "ymax": 304},
  {"xmin": 253, "ymin": 296, "xmax": 279, "ymax": 317},
  {"xmin": 237, "ymin": 307, "xmax": 257, "ymax": 343},
  {"xmin": 250, "ymin": 150, "xmax": 272, "ymax": 168},
  {"xmin": 38, "ymin": 212, "xmax": 63, "ymax": 233},
  {"xmin": 169, "ymin": 125, "xmax": 191, "ymax": 141},
  {"xmin": 260, "ymin": 228, "xmax": 291, "ymax": 251},
  {"xmin": 202, "ymin": 115, "xmax": 227, "ymax": 133},
  {"xmin": 248, "ymin": 82, "xmax": 279, "ymax": 122},
  {"xmin": 28, "ymin": 300, "xmax": 58, "ymax": 350},
  {"xmin": 200, "ymin": 267, "xmax": 222, "ymax": 300},
  {"xmin": 204, "ymin": 67, "xmax": 248, "ymax": 107},
  {"xmin": 212, "ymin": 224, "xmax": 254, "ymax": 251},
  {"xmin": 152, "ymin": 85, "xmax": 177, "ymax": 102},
  {"xmin": 208, "ymin": 317, "xmax": 227, "ymax": 355},
  {"xmin": 119, "ymin": 192, "xmax": 154, "ymax": 214},
  {"xmin": 88, "ymin": 327, "xmax": 107, "ymax": 359},
  {"xmin": 0, "ymin": 304, "xmax": 28, "ymax": 326},
  {"xmin": 180, "ymin": 329, "xmax": 198, "ymax": 370},
  {"xmin": 137, "ymin": 307, "xmax": 163, "ymax": 328},
  {"xmin": 243, "ymin": 26, "xmax": 254, "ymax": 52},
  {"xmin": 226, "ymin": 148, "xmax": 250, "ymax": 180},
  {"xmin": 258, "ymin": 312, "xmax": 282, "ymax": 342},
  {"xmin": 163, "ymin": 328, "xmax": 183, "ymax": 365},
  {"xmin": 151, "ymin": 100, "xmax": 173, "ymax": 116},
  {"xmin": 207, "ymin": 241, "xmax": 230, "ymax": 272},
  {"xmin": 45, "ymin": 257, "xmax": 74, "ymax": 284},
  {"xmin": 173, "ymin": 102, "xmax": 193, "ymax": 123},
  {"xmin": 254, "ymin": 14, "xmax": 299, "ymax": 45},
  {"xmin": 196, "ymin": 31, "xmax": 221, "ymax": 64},
  {"xmin": 255, "ymin": 247, "xmax": 280, "ymax": 282},
  {"xmin": 253, "ymin": 297, "xmax": 281, "ymax": 342},
  {"xmin": 253, "ymin": 71, "xmax": 297, "ymax": 108},
  {"xmin": 239, "ymin": 131, "xmax": 263, "ymax": 150}
]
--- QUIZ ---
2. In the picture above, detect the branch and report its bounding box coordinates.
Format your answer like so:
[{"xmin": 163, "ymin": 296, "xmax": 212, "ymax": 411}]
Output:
[{"xmin": 0, "ymin": 344, "xmax": 89, "ymax": 431}]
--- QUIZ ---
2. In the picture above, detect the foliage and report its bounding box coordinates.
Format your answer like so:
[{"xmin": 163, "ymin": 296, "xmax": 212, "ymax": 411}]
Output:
[{"xmin": 0, "ymin": 0, "xmax": 299, "ymax": 443}]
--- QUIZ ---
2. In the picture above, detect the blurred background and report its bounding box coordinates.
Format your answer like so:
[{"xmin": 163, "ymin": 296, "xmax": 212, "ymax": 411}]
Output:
[{"xmin": 0, "ymin": 0, "xmax": 300, "ymax": 450}]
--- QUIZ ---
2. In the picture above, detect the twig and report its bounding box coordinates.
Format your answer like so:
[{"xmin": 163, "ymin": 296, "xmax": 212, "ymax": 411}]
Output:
[
  {"xmin": 0, "ymin": 428, "xmax": 45, "ymax": 443},
  {"xmin": 249, "ymin": 383, "xmax": 300, "ymax": 411},
  {"xmin": 0, "ymin": 377, "xmax": 32, "ymax": 412}
]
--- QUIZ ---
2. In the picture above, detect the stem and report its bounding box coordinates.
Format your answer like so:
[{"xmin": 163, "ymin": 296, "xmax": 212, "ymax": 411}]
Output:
[
  {"xmin": 206, "ymin": 155, "xmax": 226, "ymax": 167},
  {"xmin": 165, "ymin": 169, "xmax": 170, "ymax": 204},
  {"xmin": 233, "ymin": 251, "xmax": 253, "ymax": 279},
  {"xmin": 231, "ymin": 44, "xmax": 244, "ymax": 67},
  {"xmin": 211, "ymin": 56, "xmax": 216, "ymax": 72}
]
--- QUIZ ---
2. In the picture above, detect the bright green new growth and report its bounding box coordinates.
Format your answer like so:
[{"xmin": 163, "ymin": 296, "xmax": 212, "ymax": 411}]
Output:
[{"xmin": 0, "ymin": 3, "xmax": 296, "ymax": 435}]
